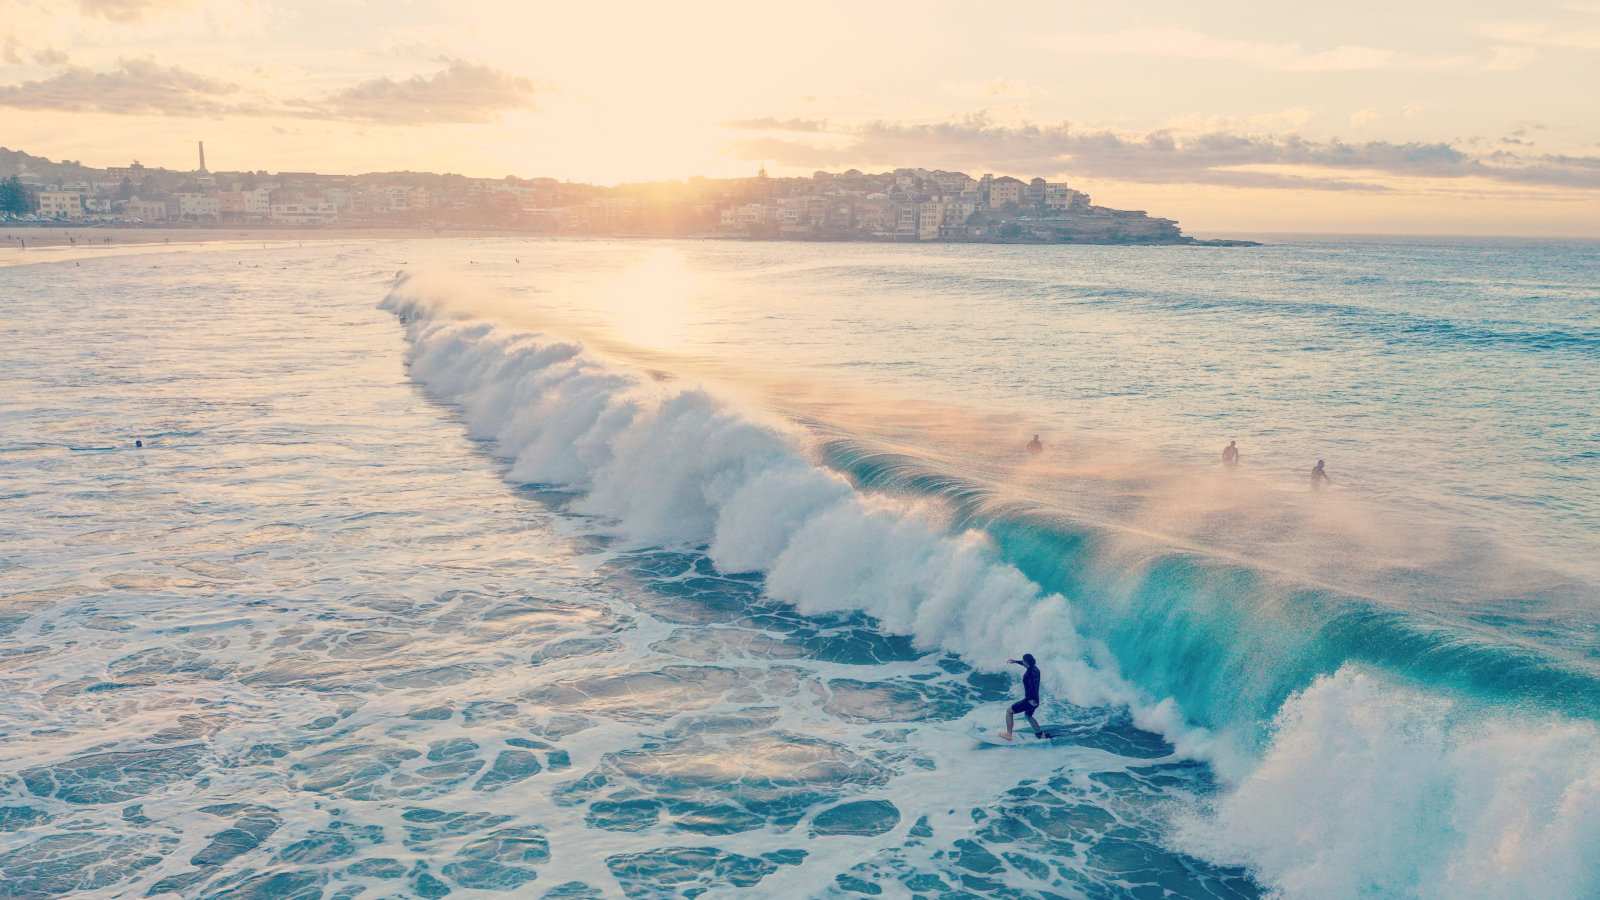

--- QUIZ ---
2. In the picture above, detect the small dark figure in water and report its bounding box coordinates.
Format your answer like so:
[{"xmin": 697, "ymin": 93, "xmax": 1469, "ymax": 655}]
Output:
[
  {"xmin": 1026, "ymin": 434, "xmax": 1043, "ymax": 455},
  {"xmin": 135, "ymin": 439, "xmax": 143, "ymax": 449},
  {"xmin": 1222, "ymin": 440, "xmax": 1239, "ymax": 467},
  {"xmin": 1311, "ymin": 459, "xmax": 1330, "ymax": 490},
  {"xmin": 1002, "ymin": 654, "xmax": 1046, "ymax": 740}
]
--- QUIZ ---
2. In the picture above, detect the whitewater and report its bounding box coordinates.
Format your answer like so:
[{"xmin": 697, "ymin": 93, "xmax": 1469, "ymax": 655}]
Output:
[{"xmin": 2, "ymin": 236, "xmax": 1597, "ymax": 898}]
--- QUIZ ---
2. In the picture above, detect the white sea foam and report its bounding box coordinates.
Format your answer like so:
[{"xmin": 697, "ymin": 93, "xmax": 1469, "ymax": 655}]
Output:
[
  {"xmin": 382, "ymin": 275, "xmax": 1229, "ymax": 766},
  {"xmin": 383, "ymin": 273, "xmax": 1600, "ymax": 899},
  {"xmin": 1178, "ymin": 667, "xmax": 1600, "ymax": 899}
]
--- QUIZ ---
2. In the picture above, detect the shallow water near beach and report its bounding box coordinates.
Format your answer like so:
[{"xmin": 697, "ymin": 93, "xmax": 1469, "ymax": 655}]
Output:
[{"xmin": 2, "ymin": 236, "xmax": 1597, "ymax": 898}]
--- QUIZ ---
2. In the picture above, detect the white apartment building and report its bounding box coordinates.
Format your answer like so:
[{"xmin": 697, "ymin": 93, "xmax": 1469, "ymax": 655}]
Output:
[
  {"xmin": 178, "ymin": 193, "xmax": 221, "ymax": 218},
  {"xmin": 895, "ymin": 203, "xmax": 919, "ymax": 237},
  {"xmin": 269, "ymin": 195, "xmax": 339, "ymax": 224},
  {"xmin": 38, "ymin": 191, "xmax": 85, "ymax": 219},
  {"xmin": 988, "ymin": 178, "xmax": 1024, "ymax": 208},
  {"xmin": 241, "ymin": 187, "xmax": 271, "ymax": 216},
  {"xmin": 385, "ymin": 185, "xmax": 431, "ymax": 212},
  {"xmin": 775, "ymin": 196, "xmax": 810, "ymax": 226},
  {"xmin": 1044, "ymin": 183, "xmax": 1074, "ymax": 209},
  {"xmin": 125, "ymin": 197, "xmax": 167, "ymax": 221},
  {"xmin": 918, "ymin": 201, "xmax": 945, "ymax": 240},
  {"xmin": 919, "ymin": 198, "xmax": 976, "ymax": 238},
  {"xmin": 219, "ymin": 189, "xmax": 271, "ymax": 218}
]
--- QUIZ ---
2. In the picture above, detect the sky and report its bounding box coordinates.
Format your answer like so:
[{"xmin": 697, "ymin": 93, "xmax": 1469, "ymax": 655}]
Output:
[{"xmin": 1, "ymin": 0, "xmax": 1598, "ymax": 235}]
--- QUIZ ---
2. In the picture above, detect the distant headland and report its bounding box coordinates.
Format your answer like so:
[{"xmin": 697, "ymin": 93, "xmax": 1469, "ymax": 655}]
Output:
[{"xmin": 0, "ymin": 146, "xmax": 1255, "ymax": 247}]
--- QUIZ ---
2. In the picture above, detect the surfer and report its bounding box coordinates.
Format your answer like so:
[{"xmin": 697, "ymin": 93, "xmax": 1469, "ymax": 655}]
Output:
[
  {"xmin": 1002, "ymin": 654, "xmax": 1045, "ymax": 740},
  {"xmin": 1222, "ymin": 440, "xmax": 1239, "ymax": 467},
  {"xmin": 1026, "ymin": 434, "xmax": 1043, "ymax": 455},
  {"xmin": 1311, "ymin": 459, "xmax": 1330, "ymax": 490}
]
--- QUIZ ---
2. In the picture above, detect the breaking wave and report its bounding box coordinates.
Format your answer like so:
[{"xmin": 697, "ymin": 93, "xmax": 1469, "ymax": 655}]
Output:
[{"xmin": 382, "ymin": 273, "xmax": 1600, "ymax": 899}]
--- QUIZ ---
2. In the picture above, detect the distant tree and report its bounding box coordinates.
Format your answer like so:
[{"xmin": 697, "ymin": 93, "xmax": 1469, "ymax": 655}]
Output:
[
  {"xmin": 0, "ymin": 176, "xmax": 34, "ymax": 213},
  {"xmin": 116, "ymin": 177, "xmax": 134, "ymax": 201}
]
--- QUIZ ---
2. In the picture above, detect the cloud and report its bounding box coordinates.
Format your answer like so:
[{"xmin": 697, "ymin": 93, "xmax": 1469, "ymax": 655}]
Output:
[
  {"xmin": 34, "ymin": 47, "xmax": 70, "ymax": 66},
  {"xmin": 307, "ymin": 60, "xmax": 534, "ymax": 124},
  {"xmin": 730, "ymin": 116, "xmax": 1600, "ymax": 192},
  {"xmin": 1484, "ymin": 44, "xmax": 1542, "ymax": 71},
  {"xmin": 1350, "ymin": 109, "xmax": 1381, "ymax": 128},
  {"xmin": 723, "ymin": 117, "xmax": 830, "ymax": 132},
  {"xmin": 1166, "ymin": 107, "xmax": 1314, "ymax": 134},
  {"xmin": 0, "ymin": 59, "xmax": 241, "ymax": 116},
  {"xmin": 1478, "ymin": 21, "xmax": 1600, "ymax": 50},
  {"xmin": 1501, "ymin": 125, "xmax": 1543, "ymax": 147},
  {"xmin": 0, "ymin": 58, "xmax": 534, "ymax": 124},
  {"xmin": 946, "ymin": 78, "xmax": 1036, "ymax": 101},
  {"xmin": 77, "ymin": 0, "xmax": 187, "ymax": 23},
  {"xmin": 1049, "ymin": 28, "xmax": 1473, "ymax": 72}
]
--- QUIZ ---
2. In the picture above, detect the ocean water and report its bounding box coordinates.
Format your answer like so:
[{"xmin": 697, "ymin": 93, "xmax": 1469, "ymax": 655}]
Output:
[{"xmin": 1, "ymin": 235, "xmax": 1596, "ymax": 899}]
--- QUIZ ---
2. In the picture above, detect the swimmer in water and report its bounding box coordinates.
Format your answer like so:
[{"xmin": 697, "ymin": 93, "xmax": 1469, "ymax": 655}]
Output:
[
  {"xmin": 1311, "ymin": 459, "xmax": 1330, "ymax": 490},
  {"xmin": 1222, "ymin": 440, "xmax": 1239, "ymax": 467},
  {"xmin": 1026, "ymin": 434, "xmax": 1043, "ymax": 455}
]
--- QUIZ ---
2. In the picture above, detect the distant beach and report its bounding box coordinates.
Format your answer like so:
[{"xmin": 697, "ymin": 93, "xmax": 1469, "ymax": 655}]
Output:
[
  {"xmin": 1, "ymin": 225, "xmax": 484, "ymax": 250},
  {"xmin": 0, "ymin": 225, "xmax": 514, "ymax": 268}
]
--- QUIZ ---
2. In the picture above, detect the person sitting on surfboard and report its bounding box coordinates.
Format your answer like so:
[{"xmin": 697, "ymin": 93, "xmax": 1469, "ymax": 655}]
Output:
[{"xmin": 1002, "ymin": 654, "xmax": 1045, "ymax": 740}]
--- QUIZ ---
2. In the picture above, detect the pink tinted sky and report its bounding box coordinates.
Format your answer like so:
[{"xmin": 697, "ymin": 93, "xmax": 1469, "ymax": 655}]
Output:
[{"xmin": 2, "ymin": 0, "xmax": 1598, "ymax": 235}]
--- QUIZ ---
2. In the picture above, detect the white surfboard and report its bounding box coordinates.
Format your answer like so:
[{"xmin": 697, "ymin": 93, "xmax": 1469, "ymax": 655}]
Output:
[{"xmin": 970, "ymin": 722, "xmax": 1068, "ymax": 746}]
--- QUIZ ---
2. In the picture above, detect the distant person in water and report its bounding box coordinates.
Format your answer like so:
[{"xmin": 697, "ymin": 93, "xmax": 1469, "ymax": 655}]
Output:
[
  {"xmin": 135, "ymin": 439, "xmax": 142, "ymax": 449},
  {"xmin": 1222, "ymin": 440, "xmax": 1239, "ymax": 467},
  {"xmin": 1311, "ymin": 459, "xmax": 1330, "ymax": 490},
  {"xmin": 1002, "ymin": 654, "xmax": 1046, "ymax": 740},
  {"xmin": 1026, "ymin": 434, "xmax": 1043, "ymax": 455}
]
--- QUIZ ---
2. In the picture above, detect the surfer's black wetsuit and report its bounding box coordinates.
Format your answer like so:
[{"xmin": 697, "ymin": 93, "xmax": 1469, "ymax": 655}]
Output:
[{"xmin": 1010, "ymin": 663, "xmax": 1041, "ymax": 717}]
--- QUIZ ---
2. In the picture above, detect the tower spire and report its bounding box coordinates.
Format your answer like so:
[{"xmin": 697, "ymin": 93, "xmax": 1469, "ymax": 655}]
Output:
[{"xmin": 197, "ymin": 141, "xmax": 207, "ymax": 174}]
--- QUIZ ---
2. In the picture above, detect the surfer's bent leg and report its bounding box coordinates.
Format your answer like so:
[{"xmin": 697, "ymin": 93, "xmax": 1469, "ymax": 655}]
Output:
[
  {"xmin": 1009, "ymin": 699, "xmax": 1043, "ymax": 738},
  {"xmin": 1008, "ymin": 699, "xmax": 1036, "ymax": 740}
]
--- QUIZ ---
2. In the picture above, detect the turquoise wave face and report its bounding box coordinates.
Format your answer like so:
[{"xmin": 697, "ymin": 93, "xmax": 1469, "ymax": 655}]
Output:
[{"xmin": 827, "ymin": 439, "xmax": 1600, "ymax": 739}]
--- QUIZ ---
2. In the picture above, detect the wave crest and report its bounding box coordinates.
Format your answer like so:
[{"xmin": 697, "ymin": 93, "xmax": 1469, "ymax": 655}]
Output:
[{"xmin": 382, "ymin": 273, "xmax": 1600, "ymax": 898}]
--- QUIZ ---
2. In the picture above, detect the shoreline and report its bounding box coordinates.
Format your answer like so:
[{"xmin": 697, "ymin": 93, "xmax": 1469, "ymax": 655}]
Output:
[
  {"xmin": 0, "ymin": 225, "xmax": 481, "ymax": 250},
  {"xmin": 0, "ymin": 223, "xmax": 1260, "ymax": 250}
]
